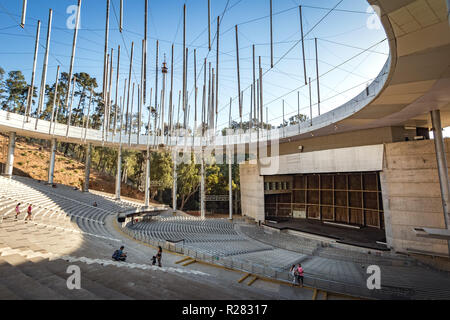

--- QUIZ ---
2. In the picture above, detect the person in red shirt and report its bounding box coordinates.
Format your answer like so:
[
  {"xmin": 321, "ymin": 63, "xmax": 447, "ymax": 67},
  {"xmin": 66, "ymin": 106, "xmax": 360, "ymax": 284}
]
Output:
[
  {"xmin": 15, "ymin": 203, "xmax": 21, "ymax": 220},
  {"xmin": 25, "ymin": 204, "xmax": 32, "ymax": 222}
]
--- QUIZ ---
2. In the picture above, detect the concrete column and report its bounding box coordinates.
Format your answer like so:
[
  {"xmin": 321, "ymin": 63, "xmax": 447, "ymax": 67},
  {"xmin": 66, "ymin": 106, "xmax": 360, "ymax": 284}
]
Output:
[
  {"xmin": 4, "ymin": 132, "xmax": 16, "ymax": 177},
  {"xmin": 200, "ymin": 152, "xmax": 205, "ymax": 219},
  {"xmin": 115, "ymin": 145, "xmax": 122, "ymax": 200},
  {"xmin": 172, "ymin": 151, "xmax": 177, "ymax": 214},
  {"xmin": 430, "ymin": 110, "xmax": 450, "ymax": 254},
  {"xmin": 228, "ymin": 161, "xmax": 233, "ymax": 220},
  {"xmin": 83, "ymin": 143, "xmax": 92, "ymax": 192},
  {"xmin": 47, "ymin": 138, "xmax": 57, "ymax": 184},
  {"xmin": 144, "ymin": 148, "xmax": 150, "ymax": 207}
]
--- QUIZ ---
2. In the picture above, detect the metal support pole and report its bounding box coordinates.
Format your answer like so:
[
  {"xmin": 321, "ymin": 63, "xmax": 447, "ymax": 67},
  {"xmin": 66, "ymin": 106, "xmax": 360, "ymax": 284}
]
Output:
[
  {"xmin": 20, "ymin": 0, "xmax": 27, "ymax": 28},
  {"xmin": 84, "ymin": 89, "xmax": 93, "ymax": 141},
  {"xmin": 120, "ymin": 0, "xmax": 123, "ymax": 32},
  {"xmin": 36, "ymin": 9, "xmax": 52, "ymax": 129},
  {"xmin": 309, "ymin": 77, "xmax": 313, "ymax": 126},
  {"xmin": 155, "ymin": 40, "xmax": 159, "ymax": 131},
  {"xmin": 270, "ymin": 0, "xmax": 273, "ymax": 69},
  {"xmin": 115, "ymin": 145, "xmax": 122, "ymax": 200},
  {"xmin": 83, "ymin": 143, "xmax": 92, "ymax": 192},
  {"xmin": 315, "ymin": 38, "xmax": 321, "ymax": 115},
  {"xmin": 144, "ymin": 148, "xmax": 151, "ymax": 208},
  {"xmin": 208, "ymin": 0, "xmax": 211, "ymax": 51},
  {"xmin": 216, "ymin": 17, "xmax": 220, "ymax": 125},
  {"xmin": 26, "ymin": 20, "xmax": 40, "ymax": 121},
  {"xmin": 298, "ymin": 91, "xmax": 301, "ymax": 133},
  {"xmin": 66, "ymin": 0, "xmax": 82, "ymax": 137},
  {"xmin": 194, "ymin": 49, "xmax": 198, "ymax": 140},
  {"xmin": 201, "ymin": 150, "xmax": 205, "ymax": 218},
  {"xmin": 106, "ymin": 48, "xmax": 114, "ymax": 141},
  {"xmin": 116, "ymin": 96, "xmax": 125, "ymax": 200},
  {"xmin": 235, "ymin": 25, "xmax": 241, "ymax": 116},
  {"xmin": 183, "ymin": 4, "xmax": 186, "ymax": 128},
  {"xmin": 128, "ymin": 82, "xmax": 135, "ymax": 146},
  {"xmin": 169, "ymin": 44, "xmax": 174, "ymax": 136},
  {"xmin": 173, "ymin": 151, "xmax": 177, "ymax": 214},
  {"xmin": 4, "ymin": 132, "xmax": 16, "ymax": 177},
  {"xmin": 430, "ymin": 110, "xmax": 450, "ymax": 254},
  {"xmin": 49, "ymin": 66, "xmax": 60, "ymax": 135},
  {"xmin": 259, "ymin": 56, "xmax": 263, "ymax": 126},
  {"xmin": 126, "ymin": 42, "xmax": 134, "ymax": 135},
  {"xmin": 252, "ymin": 44, "xmax": 256, "ymax": 126},
  {"xmin": 144, "ymin": 0, "xmax": 148, "ymax": 104},
  {"xmin": 299, "ymin": 6, "xmax": 307, "ymax": 85},
  {"xmin": 102, "ymin": 0, "xmax": 110, "ymax": 104},
  {"xmin": 47, "ymin": 138, "xmax": 57, "ymax": 185},
  {"xmin": 114, "ymin": 45, "xmax": 120, "ymax": 136}
]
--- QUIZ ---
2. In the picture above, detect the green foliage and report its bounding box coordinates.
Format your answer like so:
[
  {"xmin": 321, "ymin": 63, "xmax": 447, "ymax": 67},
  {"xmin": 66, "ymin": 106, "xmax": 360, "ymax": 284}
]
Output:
[{"xmin": 3, "ymin": 70, "xmax": 29, "ymax": 113}]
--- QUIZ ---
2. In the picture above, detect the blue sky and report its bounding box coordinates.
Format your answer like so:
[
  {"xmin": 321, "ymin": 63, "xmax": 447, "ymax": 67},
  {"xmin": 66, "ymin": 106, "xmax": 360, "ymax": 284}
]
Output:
[{"xmin": 0, "ymin": 0, "xmax": 389, "ymax": 131}]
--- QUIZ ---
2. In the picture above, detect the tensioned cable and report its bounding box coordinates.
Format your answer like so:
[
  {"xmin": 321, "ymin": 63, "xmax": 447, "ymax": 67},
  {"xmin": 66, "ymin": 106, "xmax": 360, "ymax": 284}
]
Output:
[{"xmin": 216, "ymin": 0, "xmax": 345, "ymax": 116}]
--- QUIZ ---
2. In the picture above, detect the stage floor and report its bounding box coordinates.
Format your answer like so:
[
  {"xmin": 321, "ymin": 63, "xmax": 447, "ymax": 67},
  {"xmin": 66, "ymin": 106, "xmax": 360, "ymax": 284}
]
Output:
[{"xmin": 264, "ymin": 217, "xmax": 388, "ymax": 251}]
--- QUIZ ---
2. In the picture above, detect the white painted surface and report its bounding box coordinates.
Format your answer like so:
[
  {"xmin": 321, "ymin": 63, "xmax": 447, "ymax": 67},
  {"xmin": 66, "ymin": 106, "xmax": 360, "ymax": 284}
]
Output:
[{"xmin": 260, "ymin": 144, "xmax": 384, "ymax": 175}]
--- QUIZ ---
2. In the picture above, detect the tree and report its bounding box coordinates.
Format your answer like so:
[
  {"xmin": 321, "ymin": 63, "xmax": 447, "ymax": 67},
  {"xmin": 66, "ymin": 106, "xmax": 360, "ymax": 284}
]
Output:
[
  {"xmin": 4, "ymin": 71, "xmax": 29, "ymax": 113},
  {"xmin": 150, "ymin": 151, "xmax": 173, "ymax": 201},
  {"xmin": 177, "ymin": 153, "xmax": 200, "ymax": 210}
]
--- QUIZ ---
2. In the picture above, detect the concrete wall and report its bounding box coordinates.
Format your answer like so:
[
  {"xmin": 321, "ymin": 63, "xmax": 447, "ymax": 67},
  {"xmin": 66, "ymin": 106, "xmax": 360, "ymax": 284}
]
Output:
[
  {"xmin": 380, "ymin": 139, "xmax": 449, "ymax": 255},
  {"xmin": 240, "ymin": 161, "xmax": 264, "ymax": 223},
  {"xmin": 260, "ymin": 144, "xmax": 384, "ymax": 176}
]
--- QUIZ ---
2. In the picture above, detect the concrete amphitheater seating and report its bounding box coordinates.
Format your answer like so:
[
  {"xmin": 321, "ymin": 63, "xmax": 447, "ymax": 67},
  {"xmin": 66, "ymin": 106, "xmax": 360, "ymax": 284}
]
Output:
[
  {"xmin": 0, "ymin": 176, "xmax": 138, "ymax": 240},
  {"xmin": 2, "ymin": 176, "xmax": 450, "ymax": 299}
]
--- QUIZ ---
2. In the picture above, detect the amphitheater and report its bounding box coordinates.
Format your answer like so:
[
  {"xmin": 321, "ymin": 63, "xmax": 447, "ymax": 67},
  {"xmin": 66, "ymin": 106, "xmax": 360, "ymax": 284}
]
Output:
[
  {"xmin": 0, "ymin": 175, "xmax": 449, "ymax": 300},
  {"xmin": 1, "ymin": 0, "xmax": 450, "ymax": 300}
]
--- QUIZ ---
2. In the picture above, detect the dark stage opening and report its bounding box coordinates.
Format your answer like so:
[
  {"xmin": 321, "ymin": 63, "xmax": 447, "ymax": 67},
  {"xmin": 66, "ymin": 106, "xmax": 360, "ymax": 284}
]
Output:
[{"xmin": 263, "ymin": 172, "xmax": 386, "ymax": 250}]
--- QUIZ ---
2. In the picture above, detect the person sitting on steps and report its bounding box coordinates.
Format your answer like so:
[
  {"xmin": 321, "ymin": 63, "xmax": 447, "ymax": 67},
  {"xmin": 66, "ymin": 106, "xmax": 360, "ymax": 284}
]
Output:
[{"xmin": 112, "ymin": 246, "xmax": 127, "ymax": 262}]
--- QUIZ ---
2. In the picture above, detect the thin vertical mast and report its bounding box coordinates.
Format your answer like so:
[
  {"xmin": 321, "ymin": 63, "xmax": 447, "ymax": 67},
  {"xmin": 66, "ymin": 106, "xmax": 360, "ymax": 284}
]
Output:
[
  {"xmin": 270, "ymin": 0, "xmax": 273, "ymax": 68},
  {"xmin": 215, "ymin": 17, "xmax": 220, "ymax": 130},
  {"xmin": 120, "ymin": 0, "xmax": 123, "ymax": 33},
  {"xmin": 36, "ymin": 9, "xmax": 53, "ymax": 129},
  {"xmin": 49, "ymin": 66, "xmax": 60, "ymax": 135},
  {"xmin": 299, "ymin": 6, "xmax": 307, "ymax": 85},
  {"xmin": 125, "ymin": 41, "xmax": 134, "ymax": 134},
  {"xmin": 20, "ymin": 0, "xmax": 27, "ymax": 28},
  {"xmin": 26, "ymin": 20, "xmax": 40, "ymax": 121},
  {"xmin": 315, "ymin": 38, "xmax": 321, "ymax": 115},
  {"xmin": 66, "ymin": 0, "xmax": 82, "ymax": 137},
  {"xmin": 102, "ymin": 0, "xmax": 110, "ymax": 104},
  {"xmin": 114, "ymin": 45, "xmax": 120, "ymax": 136},
  {"xmin": 235, "ymin": 25, "xmax": 241, "ymax": 119}
]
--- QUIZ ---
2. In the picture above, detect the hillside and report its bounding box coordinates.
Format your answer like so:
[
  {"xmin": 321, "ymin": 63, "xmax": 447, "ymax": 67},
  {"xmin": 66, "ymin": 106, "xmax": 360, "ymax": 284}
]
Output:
[{"xmin": 0, "ymin": 134, "xmax": 156, "ymax": 204}]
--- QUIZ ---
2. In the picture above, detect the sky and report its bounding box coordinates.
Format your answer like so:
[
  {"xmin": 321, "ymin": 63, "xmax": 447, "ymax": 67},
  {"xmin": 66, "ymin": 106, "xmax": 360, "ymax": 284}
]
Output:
[{"xmin": 0, "ymin": 0, "xmax": 391, "ymax": 132}]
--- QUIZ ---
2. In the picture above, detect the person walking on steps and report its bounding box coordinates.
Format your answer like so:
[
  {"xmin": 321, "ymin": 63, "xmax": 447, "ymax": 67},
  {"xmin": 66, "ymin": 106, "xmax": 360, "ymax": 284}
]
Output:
[
  {"xmin": 297, "ymin": 264, "xmax": 304, "ymax": 288},
  {"xmin": 25, "ymin": 204, "xmax": 32, "ymax": 222},
  {"xmin": 15, "ymin": 203, "xmax": 21, "ymax": 220},
  {"xmin": 290, "ymin": 265, "xmax": 298, "ymax": 285},
  {"xmin": 156, "ymin": 246, "xmax": 162, "ymax": 267}
]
